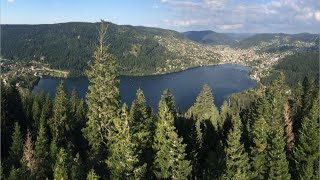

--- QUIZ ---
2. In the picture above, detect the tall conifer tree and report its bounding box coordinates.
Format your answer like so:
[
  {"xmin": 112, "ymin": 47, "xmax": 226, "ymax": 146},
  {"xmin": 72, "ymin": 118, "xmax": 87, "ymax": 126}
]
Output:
[
  {"xmin": 9, "ymin": 122, "xmax": 24, "ymax": 168},
  {"xmin": 153, "ymin": 94, "xmax": 192, "ymax": 179},
  {"xmin": 49, "ymin": 81, "xmax": 69, "ymax": 146},
  {"xmin": 82, "ymin": 20, "xmax": 120, "ymax": 158},
  {"xmin": 224, "ymin": 114, "xmax": 250, "ymax": 180},
  {"xmin": 294, "ymin": 94, "xmax": 319, "ymax": 179},
  {"xmin": 250, "ymin": 97, "xmax": 269, "ymax": 179},
  {"xmin": 34, "ymin": 121, "xmax": 50, "ymax": 179},
  {"xmin": 53, "ymin": 148, "xmax": 69, "ymax": 180},
  {"xmin": 106, "ymin": 104, "xmax": 144, "ymax": 179},
  {"xmin": 129, "ymin": 88, "xmax": 153, "ymax": 174}
]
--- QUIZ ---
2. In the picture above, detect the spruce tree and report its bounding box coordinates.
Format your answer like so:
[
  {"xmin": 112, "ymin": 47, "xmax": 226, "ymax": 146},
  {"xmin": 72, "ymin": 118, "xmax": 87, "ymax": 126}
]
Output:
[
  {"xmin": 32, "ymin": 100, "xmax": 41, "ymax": 132},
  {"xmin": 9, "ymin": 122, "xmax": 24, "ymax": 168},
  {"xmin": 87, "ymin": 169, "xmax": 100, "ymax": 180},
  {"xmin": 265, "ymin": 74, "xmax": 291, "ymax": 180},
  {"xmin": 49, "ymin": 81, "xmax": 69, "ymax": 146},
  {"xmin": 294, "ymin": 95, "xmax": 319, "ymax": 179},
  {"xmin": 160, "ymin": 89, "xmax": 177, "ymax": 116},
  {"xmin": 219, "ymin": 100, "xmax": 230, "ymax": 131},
  {"xmin": 250, "ymin": 97, "xmax": 269, "ymax": 179},
  {"xmin": 70, "ymin": 88, "xmax": 78, "ymax": 116},
  {"xmin": 0, "ymin": 162, "xmax": 3, "ymax": 179},
  {"xmin": 82, "ymin": 20, "xmax": 120, "ymax": 157},
  {"xmin": 71, "ymin": 153, "xmax": 85, "ymax": 180},
  {"xmin": 106, "ymin": 104, "xmax": 144, "ymax": 179},
  {"xmin": 53, "ymin": 148, "xmax": 69, "ymax": 180},
  {"xmin": 224, "ymin": 114, "xmax": 250, "ymax": 180},
  {"xmin": 8, "ymin": 166, "xmax": 23, "ymax": 180},
  {"xmin": 34, "ymin": 121, "xmax": 50, "ymax": 179},
  {"xmin": 153, "ymin": 96, "xmax": 192, "ymax": 179},
  {"xmin": 129, "ymin": 88, "xmax": 153, "ymax": 174},
  {"xmin": 187, "ymin": 84, "xmax": 219, "ymax": 144}
]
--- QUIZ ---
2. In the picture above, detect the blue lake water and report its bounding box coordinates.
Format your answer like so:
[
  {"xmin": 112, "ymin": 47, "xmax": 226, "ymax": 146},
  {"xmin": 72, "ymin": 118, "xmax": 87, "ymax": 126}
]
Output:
[{"xmin": 32, "ymin": 64, "xmax": 256, "ymax": 112}]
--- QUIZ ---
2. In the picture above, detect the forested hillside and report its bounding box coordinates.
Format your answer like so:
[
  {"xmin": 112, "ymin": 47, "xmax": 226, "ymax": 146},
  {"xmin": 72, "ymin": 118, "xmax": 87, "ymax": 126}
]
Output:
[
  {"xmin": 261, "ymin": 52, "xmax": 319, "ymax": 86},
  {"xmin": 236, "ymin": 33, "xmax": 319, "ymax": 52},
  {"xmin": 1, "ymin": 22, "xmax": 219, "ymax": 76},
  {"xmin": 183, "ymin": 30, "xmax": 253, "ymax": 46},
  {"xmin": 1, "ymin": 22, "xmax": 319, "ymax": 180}
]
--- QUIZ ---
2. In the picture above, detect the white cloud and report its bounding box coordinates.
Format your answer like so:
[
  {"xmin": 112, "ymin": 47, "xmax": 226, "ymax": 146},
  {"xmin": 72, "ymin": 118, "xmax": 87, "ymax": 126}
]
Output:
[
  {"xmin": 7, "ymin": 0, "xmax": 15, "ymax": 3},
  {"xmin": 315, "ymin": 11, "xmax": 320, "ymax": 22},
  {"xmin": 159, "ymin": 0, "xmax": 320, "ymax": 33},
  {"xmin": 164, "ymin": 19, "xmax": 208, "ymax": 27},
  {"xmin": 204, "ymin": 0, "xmax": 228, "ymax": 8},
  {"xmin": 216, "ymin": 24, "xmax": 243, "ymax": 30}
]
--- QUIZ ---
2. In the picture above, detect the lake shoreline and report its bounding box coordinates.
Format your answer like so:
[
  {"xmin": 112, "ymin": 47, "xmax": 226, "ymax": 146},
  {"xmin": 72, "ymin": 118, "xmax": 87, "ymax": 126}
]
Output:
[
  {"xmin": 40, "ymin": 62, "xmax": 253, "ymax": 79},
  {"xmin": 33, "ymin": 64, "xmax": 257, "ymax": 111}
]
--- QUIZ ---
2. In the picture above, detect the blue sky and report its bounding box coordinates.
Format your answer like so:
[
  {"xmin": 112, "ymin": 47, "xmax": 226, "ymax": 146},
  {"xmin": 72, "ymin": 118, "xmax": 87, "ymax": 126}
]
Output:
[{"xmin": 2, "ymin": 0, "xmax": 320, "ymax": 33}]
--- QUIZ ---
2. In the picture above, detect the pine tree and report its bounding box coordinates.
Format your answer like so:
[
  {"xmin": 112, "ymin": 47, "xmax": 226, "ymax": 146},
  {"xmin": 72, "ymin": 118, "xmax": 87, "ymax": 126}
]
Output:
[
  {"xmin": 82, "ymin": 20, "xmax": 120, "ymax": 157},
  {"xmin": 34, "ymin": 121, "xmax": 50, "ymax": 179},
  {"xmin": 53, "ymin": 148, "xmax": 69, "ymax": 180},
  {"xmin": 21, "ymin": 130, "xmax": 36, "ymax": 177},
  {"xmin": 294, "ymin": 95, "xmax": 319, "ymax": 179},
  {"xmin": 87, "ymin": 169, "xmax": 100, "ymax": 180},
  {"xmin": 106, "ymin": 104, "xmax": 145, "ymax": 179},
  {"xmin": 250, "ymin": 97, "xmax": 269, "ymax": 179},
  {"xmin": 129, "ymin": 88, "xmax": 153, "ymax": 174},
  {"xmin": 224, "ymin": 114, "xmax": 250, "ymax": 180},
  {"xmin": 9, "ymin": 122, "xmax": 24, "ymax": 168},
  {"xmin": 49, "ymin": 81, "xmax": 69, "ymax": 146},
  {"xmin": 153, "ymin": 97, "xmax": 192, "ymax": 179}
]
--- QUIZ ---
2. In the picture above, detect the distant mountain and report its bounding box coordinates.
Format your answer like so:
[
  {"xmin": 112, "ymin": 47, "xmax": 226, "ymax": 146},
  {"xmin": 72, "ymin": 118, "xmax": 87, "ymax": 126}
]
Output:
[
  {"xmin": 236, "ymin": 33, "xmax": 319, "ymax": 52},
  {"xmin": 1, "ymin": 22, "xmax": 219, "ymax": 76},
  {"xmin": 182, "ymin": 30, "xmax": 254, "ymax": 45}
]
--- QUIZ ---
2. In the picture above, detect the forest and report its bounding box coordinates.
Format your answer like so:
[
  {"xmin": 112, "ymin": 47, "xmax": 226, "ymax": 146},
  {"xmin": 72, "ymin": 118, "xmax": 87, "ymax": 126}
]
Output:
[
  {"xmin": 1, "ymin": 22, "xmax": 319, "ymax": 180},
  {"xmin": 1, "ymin": 22, "xmax": 182, "ymax": 76}
]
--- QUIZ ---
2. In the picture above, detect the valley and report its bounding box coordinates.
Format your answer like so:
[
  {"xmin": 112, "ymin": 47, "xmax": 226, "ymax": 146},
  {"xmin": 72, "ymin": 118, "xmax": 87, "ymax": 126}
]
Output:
[{"xmin": 1, "ymin": 23, "xmax": 317, "ymax": 88}]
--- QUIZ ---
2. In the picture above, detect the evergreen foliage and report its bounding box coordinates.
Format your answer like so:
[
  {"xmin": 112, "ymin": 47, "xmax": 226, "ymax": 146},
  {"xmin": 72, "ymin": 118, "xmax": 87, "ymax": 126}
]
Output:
[
  {"xmin": 224, "ymin": 114, "xmax": 250, "ymax": 180},
  {"xmin": 49, "ymin": 81, "xmax": 69, "ymax": 146},
  {"xmin": 294, "ymin": 94, "xmax": 319, "ymax": 179},
  {"xmin": 82, "ymin": 21, "xmax": 120, "ymax": 158},
  {"xmin": 53, "ymin": 148, "xmax": 69, "ymax": 180},
  {"xmin": 250, "ymin": 97, "xmax": 269, "ymax": 179},
  {"xmin": 34, "ymin": 121, "xmax": 51, "ymax": 179},
  {"xmin": 130, "ymin": 88, "xmax": 154, "ymax": 175},
  {"xmin": 87, "ymin": 169, "xmax": 100, "ymax": 180},
  {"xmin": 106, "ymin": 104, "xmax": 144, "ymax": 179},
  {"xmin": 71, "ymin": 153, "xmax": 85, "ymax": 180},
  {"xmin": 153, "ymin": 95, "xmax": 192, "ymax": 179},
  {"xmin": 9, "ymin": 122, "xmax": 24, "ymax": 168}
]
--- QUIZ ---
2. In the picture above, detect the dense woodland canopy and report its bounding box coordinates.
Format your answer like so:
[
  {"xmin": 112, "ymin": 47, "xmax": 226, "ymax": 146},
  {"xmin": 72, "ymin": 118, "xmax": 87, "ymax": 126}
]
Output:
[
  {"xmin": 1, "ymin": 21, "xmax": 319, "ymax": 179},
  {"xmin": 1, "ymin": 22, "xmax": 182, "ymax": 76}
]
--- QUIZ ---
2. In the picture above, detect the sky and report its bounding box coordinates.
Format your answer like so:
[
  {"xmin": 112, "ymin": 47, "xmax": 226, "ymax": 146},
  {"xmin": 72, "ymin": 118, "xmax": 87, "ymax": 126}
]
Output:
[{"xmin": 1, "ymin": 0, "xmax": 320, "ymax": 33}]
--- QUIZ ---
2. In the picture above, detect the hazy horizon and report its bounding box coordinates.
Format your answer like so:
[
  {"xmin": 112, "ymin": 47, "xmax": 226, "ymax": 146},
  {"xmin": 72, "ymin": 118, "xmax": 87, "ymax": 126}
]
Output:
[
  {"xmin": 1, "ymin": 21, "xmax": 319, "ymax": 35},
  {"xmin": 1, "ymin": 0, "xmax": 320, "ymax": 34}
]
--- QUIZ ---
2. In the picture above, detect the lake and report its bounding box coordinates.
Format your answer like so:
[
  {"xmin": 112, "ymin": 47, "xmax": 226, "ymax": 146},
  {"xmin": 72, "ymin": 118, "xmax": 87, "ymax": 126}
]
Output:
[{"xmin": 32, "ymin": 63, "xmax": 256, "ymax": 112}]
